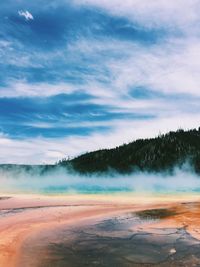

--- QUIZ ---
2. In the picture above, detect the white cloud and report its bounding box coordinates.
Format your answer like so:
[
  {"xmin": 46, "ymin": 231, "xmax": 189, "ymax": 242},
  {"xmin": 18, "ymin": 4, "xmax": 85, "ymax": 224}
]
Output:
[
  {"xmin": 3, "ymin": 36, "xmax": 200, "ymax": 99},
  {"xmin": 67, "ymin": 37, "xmax": 200, "ymax": 97},
  {"xmin": 73, "ymin": 0, "xmax": 200, "ymax": 32},
  {"xmin": 18, "ymin": 10, "xmax": 34, "ymax": 21},
  {"xmin": 106, "ymin": 38, "xmax": 200, "ymax": 96},
  {"xmin": 0, "ymin": 82, "xmax": 77, "ymax": 97},
  {"xmin": 3, "ymin": 35, "xmax": 200, "ymax": 98}
]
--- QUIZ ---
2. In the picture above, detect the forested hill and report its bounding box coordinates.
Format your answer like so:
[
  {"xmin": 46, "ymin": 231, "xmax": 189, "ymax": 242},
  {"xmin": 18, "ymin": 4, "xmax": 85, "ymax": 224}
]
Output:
[
  {"xmin": 1, "ymin": 128, "xmax": 200, "ymax": 176},
  {"xmin": 60, "ymin": 128, "xmax": 200, "ymax": 174}
]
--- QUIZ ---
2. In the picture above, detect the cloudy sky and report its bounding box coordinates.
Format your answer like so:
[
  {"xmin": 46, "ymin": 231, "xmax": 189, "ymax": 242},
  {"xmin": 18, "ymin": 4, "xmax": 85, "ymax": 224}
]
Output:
[{"xmin": 1, "ymin": 0, "xmax": 200, "ymax": 164}]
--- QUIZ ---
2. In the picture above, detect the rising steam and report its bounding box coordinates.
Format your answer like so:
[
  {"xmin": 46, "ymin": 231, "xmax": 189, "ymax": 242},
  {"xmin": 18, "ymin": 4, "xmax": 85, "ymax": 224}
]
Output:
[{"xmin": 0, "ymin": 163, "xmax": 199, "ymax": 194}]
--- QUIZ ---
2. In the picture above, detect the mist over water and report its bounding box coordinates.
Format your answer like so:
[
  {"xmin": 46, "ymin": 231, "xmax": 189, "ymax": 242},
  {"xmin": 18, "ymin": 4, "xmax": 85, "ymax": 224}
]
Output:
[{"xmin": 0, "ymin": 163, "xmax": 199, "ymax": 194}]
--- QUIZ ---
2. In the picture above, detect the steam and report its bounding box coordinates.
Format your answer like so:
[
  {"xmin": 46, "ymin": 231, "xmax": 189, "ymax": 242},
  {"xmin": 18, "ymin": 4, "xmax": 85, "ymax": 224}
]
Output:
[{"xmin": 0, "ymin": 164, "xmax": 200, "ymax": 194}]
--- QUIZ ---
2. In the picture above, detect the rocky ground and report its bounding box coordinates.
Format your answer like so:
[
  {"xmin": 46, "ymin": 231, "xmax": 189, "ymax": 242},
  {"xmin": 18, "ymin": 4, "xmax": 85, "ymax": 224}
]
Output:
[{"xmin": 19, "ymin": 206, "xmax": 200, "ymax": 267}]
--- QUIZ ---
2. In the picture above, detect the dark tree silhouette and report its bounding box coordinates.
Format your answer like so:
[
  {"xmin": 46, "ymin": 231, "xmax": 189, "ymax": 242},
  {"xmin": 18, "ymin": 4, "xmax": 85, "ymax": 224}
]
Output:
[{"xmin": 59, "ymin": 128, "xmax": 200, "ymax": 175}]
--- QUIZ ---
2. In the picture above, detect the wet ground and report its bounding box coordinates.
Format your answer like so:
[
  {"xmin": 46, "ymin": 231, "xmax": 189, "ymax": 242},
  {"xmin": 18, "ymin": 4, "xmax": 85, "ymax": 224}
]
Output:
[{"xmin": 19, "ymin": 208, "xmax": 200, "ymax": 267}]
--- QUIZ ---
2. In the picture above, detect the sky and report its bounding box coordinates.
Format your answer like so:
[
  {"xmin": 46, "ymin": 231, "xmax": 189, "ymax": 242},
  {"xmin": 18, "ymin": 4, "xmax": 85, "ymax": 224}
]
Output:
[{"xmin": 1, "ymin": 0, "xmax": 200, "ymax": 164}]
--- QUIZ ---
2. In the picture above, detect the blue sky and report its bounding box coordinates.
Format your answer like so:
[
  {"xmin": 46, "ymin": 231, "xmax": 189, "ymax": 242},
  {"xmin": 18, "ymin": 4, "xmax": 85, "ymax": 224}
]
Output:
[{"xmin": 1, "ymin": 0, "xmax": 200, "ymax": 163}]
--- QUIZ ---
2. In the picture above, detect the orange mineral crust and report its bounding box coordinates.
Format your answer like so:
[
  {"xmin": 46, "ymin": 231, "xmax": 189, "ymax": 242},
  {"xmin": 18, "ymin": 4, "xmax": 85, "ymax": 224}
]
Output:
[{"xmin": 0, "ymin": 194, "xmax": 199, "ymax": 267}]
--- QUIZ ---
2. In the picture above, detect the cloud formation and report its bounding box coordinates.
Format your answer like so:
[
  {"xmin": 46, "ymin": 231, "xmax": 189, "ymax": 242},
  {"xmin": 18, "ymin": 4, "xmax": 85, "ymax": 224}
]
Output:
[
  {"xmin": 18, "ymin": 10, "xmax": 34, "ymax": 21},
  {"xmin": 0, "ymin": 0, "xmax": 200, "ymax": 163},
  {"xmin": 73, "ymin": 0, "xmax": 200, "ymax": 31}
]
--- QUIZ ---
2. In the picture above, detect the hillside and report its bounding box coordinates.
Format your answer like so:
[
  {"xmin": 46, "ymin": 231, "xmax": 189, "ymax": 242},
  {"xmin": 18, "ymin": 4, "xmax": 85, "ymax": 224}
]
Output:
[
  {"xmin": 59, "ymin": 128, "xmax": 200, "ymax": 174},
  {"xmin": 1, "ymin": 128, "xmax": 200, "ymax": 176}
]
